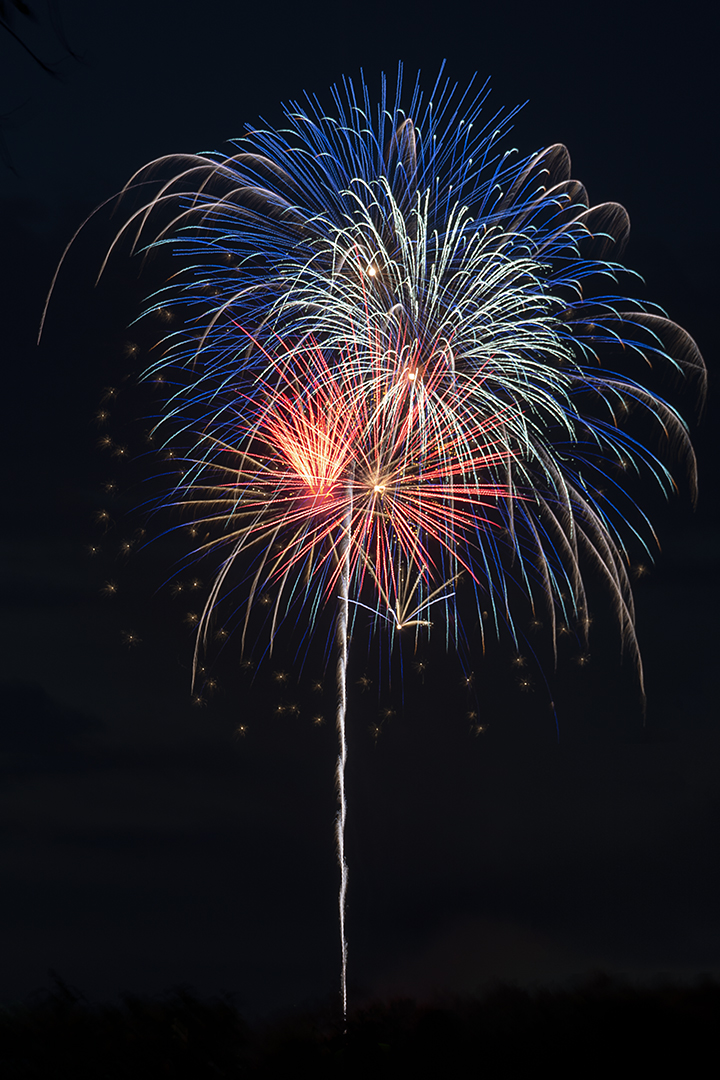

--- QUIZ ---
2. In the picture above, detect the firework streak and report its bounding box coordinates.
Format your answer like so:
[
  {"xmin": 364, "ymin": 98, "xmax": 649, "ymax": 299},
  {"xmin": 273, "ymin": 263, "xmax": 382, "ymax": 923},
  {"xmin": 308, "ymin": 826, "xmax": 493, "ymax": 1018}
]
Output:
[{"xmin": 85, "ymin": 65, "xmax": 705, "ymax": 1015}]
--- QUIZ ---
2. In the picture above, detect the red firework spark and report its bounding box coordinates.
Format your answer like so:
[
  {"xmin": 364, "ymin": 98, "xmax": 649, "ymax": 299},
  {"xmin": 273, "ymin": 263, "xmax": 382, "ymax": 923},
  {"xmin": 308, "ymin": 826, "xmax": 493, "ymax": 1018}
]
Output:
[{"xmin": 174, "ymin": 332, "xmax": 515, "ymax": 643}]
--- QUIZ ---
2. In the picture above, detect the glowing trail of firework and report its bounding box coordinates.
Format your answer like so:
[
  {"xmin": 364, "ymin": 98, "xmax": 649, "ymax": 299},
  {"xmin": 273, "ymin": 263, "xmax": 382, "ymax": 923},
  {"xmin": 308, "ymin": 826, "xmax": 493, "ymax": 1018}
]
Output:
[
  {"xmin": 335, "ymin": 485, "xmax": 351, "ymax": 1021},
  {"xmin": 147, "ymin": 333, "xmax": 512, "ymax": 1019}
]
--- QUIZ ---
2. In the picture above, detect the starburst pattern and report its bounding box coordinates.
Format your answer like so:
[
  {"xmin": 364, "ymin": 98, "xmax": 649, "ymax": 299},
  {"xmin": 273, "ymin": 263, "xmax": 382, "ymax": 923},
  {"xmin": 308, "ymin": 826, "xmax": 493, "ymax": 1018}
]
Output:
[
  {"xmin": 93, "ymin": 65, "xmax": 704, "ymax": 694},
  {"xmin": 63, "ymin": 65, "xmax": 705, "ymax": 1020}
]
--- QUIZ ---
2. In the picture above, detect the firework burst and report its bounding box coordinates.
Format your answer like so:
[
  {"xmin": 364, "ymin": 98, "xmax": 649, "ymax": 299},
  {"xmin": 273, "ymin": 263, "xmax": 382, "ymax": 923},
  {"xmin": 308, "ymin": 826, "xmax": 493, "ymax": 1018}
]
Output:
[
  {"xmin": 100, "ymin": 65, "xmax": 704, "ymax": 693},
  {"xmin": 54, "ymin": 64, "xmax": 705, "ymax": 1018},
  {"xmin": 164, "ymin": 334, "xmax": 513, "ymax": 676}
]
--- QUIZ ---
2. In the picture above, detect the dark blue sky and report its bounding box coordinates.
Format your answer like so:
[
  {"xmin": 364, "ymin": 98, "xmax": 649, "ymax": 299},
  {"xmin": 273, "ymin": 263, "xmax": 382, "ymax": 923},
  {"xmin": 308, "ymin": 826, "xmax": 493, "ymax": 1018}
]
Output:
[{"xmin": 1, "ymin": 0, "xmax": 718, "ymax": 1016}]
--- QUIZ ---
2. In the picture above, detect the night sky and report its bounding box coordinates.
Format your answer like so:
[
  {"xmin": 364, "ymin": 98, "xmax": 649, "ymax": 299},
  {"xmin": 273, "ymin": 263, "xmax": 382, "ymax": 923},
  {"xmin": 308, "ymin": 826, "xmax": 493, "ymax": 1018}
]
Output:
[{"xmin": 1, "ymin": 0, "xmax": 718, "ymax": 1018}]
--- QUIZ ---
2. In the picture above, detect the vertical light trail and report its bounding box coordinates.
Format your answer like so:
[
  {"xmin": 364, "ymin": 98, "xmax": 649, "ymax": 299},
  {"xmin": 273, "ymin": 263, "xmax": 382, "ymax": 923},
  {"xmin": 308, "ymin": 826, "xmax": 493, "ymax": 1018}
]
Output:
[{"xmin": 335, "ymin": 483, "xmax": 352, "ymax": 1024}]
